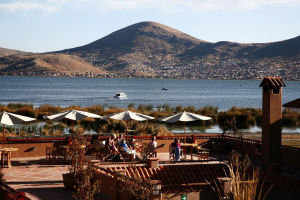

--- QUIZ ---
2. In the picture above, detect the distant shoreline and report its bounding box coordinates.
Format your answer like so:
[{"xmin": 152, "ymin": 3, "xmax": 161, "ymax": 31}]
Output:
[{"xmin": 1, "ymin": 74, "xmax": 300, "ymax": 81}]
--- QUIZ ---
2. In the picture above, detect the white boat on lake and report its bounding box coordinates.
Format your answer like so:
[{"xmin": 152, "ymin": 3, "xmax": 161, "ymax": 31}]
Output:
[{"xmin": 114, "ymin": 92, "xmax": 128, "ymax": 99}]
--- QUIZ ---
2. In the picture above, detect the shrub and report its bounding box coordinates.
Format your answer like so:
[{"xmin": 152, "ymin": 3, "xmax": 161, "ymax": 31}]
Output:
[
  {"xmin": 184, "ymin": 105, "xmax": 196, "ymax": 113},
  {"xmin": 37, "ymin": 104, "xmax": 63, "ymax": 115},
  {"xmin": 7, "ymin": 103, "xmax": 33, "ymax": 110},
  {"xmin": 217, "ymin": 112, "xmax": 238, "ymax": 136},
  {"xmin": 128, "ymin": 103, "xmax": 135, "ymax": 109},
  {"xmin": 282, "ymin": 110, "xmax": 299, "ymax": 126},
  {"xmin": 16, "ymin": 107, "xmax": 35, "ymax": 118},
  {"xmin": 162, "ymin": 104, "xmax": 173, "ymax": 113},
  {"xmin": 175, "ymin": 105, "xmax": 183, "ymax": 113},
  {"xmin": 210, "ymin": 151, "xmax": 271, "ymax": 200},
  {"xmin": 69, "ymin": 131, "xmax": 101, "ymax": 200},
  {"xmin": 0, "ymin": 105, "xmax": 10, "ymax": 112},
  {"xmin": 155, "ymin": 126, "xmax": 173, "ymax": 136},
  {"xmin": 118, "ymin": 167, "xmax": 153, "ymax": 200},
  {"xmin": 137, "ymin": 104, "xmax": 153, "ymax": 112},
  {"xmin": 85, "ymin": 105, "xmax": 103, "ymax": 115}
]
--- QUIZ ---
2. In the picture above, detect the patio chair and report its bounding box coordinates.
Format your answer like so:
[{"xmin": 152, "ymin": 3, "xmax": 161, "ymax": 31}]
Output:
[
  {"xmin": 146, "ymin": 145, "xmax": 157, "ymax": 158},
  {"xmin": 196, "ymin": 146, "xmax": 210, "ymax": 160},
  {"xmin": 46, "ymin": 147, "xmax": 57, "ymax": 160},
  {"xmin": 46, "ymin": 146, "xmax": 68, "ymax": 161},
  {"xmin": 2, "ymin": 151, "xmax": 11, "ymax": 168},
  {"xmin": 119, "ymin": 147, "xmax": 135, "ymax": 162}
]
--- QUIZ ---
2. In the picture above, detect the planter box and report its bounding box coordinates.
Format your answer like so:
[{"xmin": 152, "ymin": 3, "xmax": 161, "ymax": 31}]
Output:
[{"xmin": 62, "ymin": 173, "xmax": 75, "ymax": 190}]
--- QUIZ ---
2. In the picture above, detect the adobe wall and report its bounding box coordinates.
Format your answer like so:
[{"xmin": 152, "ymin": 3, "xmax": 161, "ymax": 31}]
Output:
[
  {"xmin": 3, "ymin": 142, "xmax": 54, "ymax": 158},
  {"xmin": 138, "ymin": 138, "xmax": 209, "ymax": 153},
  {"xmin": 5, "ymin": 138, "xmax": 209, "ymax": 159},
  {"xmin": 5, "ymin": 137, "xmax": 300, "ymax": 170}
]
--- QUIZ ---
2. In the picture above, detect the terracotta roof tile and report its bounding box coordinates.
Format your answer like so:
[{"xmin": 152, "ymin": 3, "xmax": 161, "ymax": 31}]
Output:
[
  {"xmin": 98, "ymin": 162, "xmax": 300, "ymax": 193},
  {"xmin": 103, "ymin": 163, "xmax": 229, "ymax": 192},
  {"xmin": 283, "ymin": 98, "xmax": 300, "ymax": 108},
  {"xmin": 259, "ymin": 77, "xmax": 286, "ymax": 88}
]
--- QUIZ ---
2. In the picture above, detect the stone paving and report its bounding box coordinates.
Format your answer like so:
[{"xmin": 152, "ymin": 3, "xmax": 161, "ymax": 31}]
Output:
[
  {"xmin": 2, "ymin": 159, "xmax": 71, "ymax": 200},
  {"xmin": 1, "ymin": 153, "xmax": 215, "ymax": 200}
]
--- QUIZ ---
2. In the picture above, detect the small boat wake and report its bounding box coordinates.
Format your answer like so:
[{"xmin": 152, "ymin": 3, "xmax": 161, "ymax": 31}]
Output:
[{"xmin": 113, "ymin": 92, "xmax": 128, "ymax": 99}]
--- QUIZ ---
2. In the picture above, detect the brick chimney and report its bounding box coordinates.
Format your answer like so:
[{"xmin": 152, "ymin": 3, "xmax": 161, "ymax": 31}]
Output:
[{"xmin": 259, "ymin": 77, "xmax": 286, "ymax": 173}]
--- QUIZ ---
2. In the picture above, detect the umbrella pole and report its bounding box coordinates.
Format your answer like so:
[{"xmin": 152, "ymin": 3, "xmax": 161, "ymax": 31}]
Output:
[
  {"xmin": 3, "ymin": 124, "xmax": 5, "ymax": 147},
  {"xmin": 125, "ymin": 120, "xmax": 128, "ymax": 137},
  {"xmin": 184, "ymin": 122, "xmax": 186, "ymax": 143}
]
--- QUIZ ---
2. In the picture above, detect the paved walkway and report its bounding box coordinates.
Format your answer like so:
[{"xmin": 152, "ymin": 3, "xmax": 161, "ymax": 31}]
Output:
[
  {"xmin": 1, "ymin": 153, "xmax": 216, "ymax": 200},
  {"xmin": 2, "ymin": 159, "xmax": 71, "ymax": 200}
]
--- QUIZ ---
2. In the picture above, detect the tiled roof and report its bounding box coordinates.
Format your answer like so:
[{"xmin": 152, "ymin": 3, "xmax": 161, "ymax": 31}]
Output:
[
  {"xmin": 259, "ymin": 77, "xmax": 286, "ymax": 88},
  {"xmin": 103, "ymin": 163, "xmax": 229, "ymax": 192},
  {"xmin": 283, "ymin": 98, "xmax": 300, "ymax": 108}
]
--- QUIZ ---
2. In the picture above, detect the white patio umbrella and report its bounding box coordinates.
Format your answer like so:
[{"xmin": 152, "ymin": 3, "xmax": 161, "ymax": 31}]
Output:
[
  {"xmin": 0, "ymin": 111, "xmax": 36, "ymax": 143},
  {"xmin": 46, "ymin": 110, "xmax": 102, "ymax": 121},
  {"xmin": 159, "ymin": 111, "xmax": 212, "ymax": 141},
  {"xmin": 102, "ymin": 110, "xmax": 155, "ymax": 135},
  {"xmin": 46, "ymin": 110, "xmax": 102, "ymax": 134}
]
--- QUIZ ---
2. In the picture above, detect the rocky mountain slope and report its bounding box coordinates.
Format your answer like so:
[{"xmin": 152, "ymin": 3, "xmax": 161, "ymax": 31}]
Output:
[
  {"xmin": 0, "ymin": 47, "xmax": 26, "ymax": 57},
  {"xmin": 0, "ymin": 21, "xmax": 299, "ymax": 79},
  {"xmin": 0, "ymin": 53, "xmax": 105, "ymax": 76}
]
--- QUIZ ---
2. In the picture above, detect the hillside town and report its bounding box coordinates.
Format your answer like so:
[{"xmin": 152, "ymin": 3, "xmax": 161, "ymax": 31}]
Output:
[{"xmin": 2, "ymin": 57, "xmax": 299, "ymax": 80}]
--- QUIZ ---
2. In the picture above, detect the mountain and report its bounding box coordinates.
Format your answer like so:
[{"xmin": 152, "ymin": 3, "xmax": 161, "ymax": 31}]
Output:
[
  {"xmin": 0, "ymin": 53, "xmax": 105, "ymax": 76},
  {"xmin": 0, "ymin": 21, "xmax": 299, "ymax": 80},
  {"xmin": 0, "ymin": 47, "xmax": 26, "ymax": 57},
  {"xmin": 183, "ymin": 36, "xmax": 300, "ymax": 59},
  {"xmin": 60, "ymin": 21, "xmax": 203, "ymax": 73}
]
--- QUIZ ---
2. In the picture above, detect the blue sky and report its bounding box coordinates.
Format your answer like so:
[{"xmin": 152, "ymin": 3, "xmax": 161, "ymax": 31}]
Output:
[{"xmin": 0, "ymin": 0, "xmax": 299, "ymax": 53}]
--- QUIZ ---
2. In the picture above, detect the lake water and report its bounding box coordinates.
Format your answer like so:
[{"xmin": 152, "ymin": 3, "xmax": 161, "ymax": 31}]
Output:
[{"xmin": 0, "ymin": 76, "xmax": 299, "ymax": 110}]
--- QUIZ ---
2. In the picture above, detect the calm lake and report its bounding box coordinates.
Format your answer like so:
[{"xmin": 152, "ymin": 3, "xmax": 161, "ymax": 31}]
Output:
[{"xmin": 0, "ymin": 76, "xmax": 299, "ymax": 110}]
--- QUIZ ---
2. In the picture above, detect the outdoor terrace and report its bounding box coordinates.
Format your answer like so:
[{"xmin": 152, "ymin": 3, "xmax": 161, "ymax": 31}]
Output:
[
  {"xmin": 1, "ymin": 135, "xmax": 300, "ymax": 200},
  {"xmin": 2, "ymin": 151, "xmax": 223, "ymax": 200}
]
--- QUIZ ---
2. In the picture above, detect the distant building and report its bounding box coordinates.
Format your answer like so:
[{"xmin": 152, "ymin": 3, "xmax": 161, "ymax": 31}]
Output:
[{"xmin": 283, "ymin": 98, "xmax": 300, "ymax": 111}]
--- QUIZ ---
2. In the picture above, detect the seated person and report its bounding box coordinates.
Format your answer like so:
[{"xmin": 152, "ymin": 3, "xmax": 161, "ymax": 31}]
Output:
[
  {"xmin": 103, "ymin": 137, "xmax": 119, "ymax": 161},
  {"xmin": 147, "ymin": 137, "xmax": 157, "ymax": 157},
  {"xmin": 171, "ymin": 138, "xmax": 181, "ymax": 161},
  {"xmin": 92, "ymin": 137, "xmax": 105, "ymax": 152},
  {"xmin": 117, "ymin": 134, "xmax": 124, "ymax": 146},
  {"xmin": 128, "ymin": 136, "xmax": 136, "ymax": 149},
  {"xmin": 119, "ymin": 139, "xmax": 138, "ymax": 160},
  {"xmin": 108, "ymin": 137, "xmax": 118, "ymax": 154}
]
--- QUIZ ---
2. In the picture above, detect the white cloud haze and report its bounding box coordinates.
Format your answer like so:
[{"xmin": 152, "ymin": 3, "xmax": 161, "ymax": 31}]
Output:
[
  {"xmin": 0, "ymin": 1, "xmax": 58, "ymax": 13},
  {"xmin": 99, "ymin": 0, "xmax": 300, "ymax": 12},
  {"xmin": 0, "ymin": 0, "xmax": 299, "ymax": 14}
]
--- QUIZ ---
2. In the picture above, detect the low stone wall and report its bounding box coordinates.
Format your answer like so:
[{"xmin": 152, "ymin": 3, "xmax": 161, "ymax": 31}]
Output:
[
  {"xmin": 3, "ymin": 142, "xmax": 54, "ymax": 158},
  {"xmin": 4, "ymin": 135, "xmax": 300, "ymax": 170},
  {"xmin": 5, "ymin": 136, "xmax": 211, "ymax": 159}
]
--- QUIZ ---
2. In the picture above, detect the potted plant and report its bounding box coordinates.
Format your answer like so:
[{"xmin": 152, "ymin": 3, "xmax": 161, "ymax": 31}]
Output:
[
  {"xmin": 62, "ymin": 129, "xmax": 100, "ymax": 200},
  {"xmin": 62, "ymin": 129, "xmax": 85, "ymax": 190}
]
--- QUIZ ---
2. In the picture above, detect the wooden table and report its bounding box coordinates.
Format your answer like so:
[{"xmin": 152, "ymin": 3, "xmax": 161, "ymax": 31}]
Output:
[
  {"xmin": 0, "ymin": 147, "xmax": 19, "ymax": 168},
  {"xmin": 180, "ymin": 143, "xmax": 198, "ymax": 160}
]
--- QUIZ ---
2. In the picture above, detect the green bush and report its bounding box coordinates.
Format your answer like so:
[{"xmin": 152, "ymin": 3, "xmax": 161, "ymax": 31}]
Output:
[
  {"xmin": 217, "ymin": 111, "xmax": 238, "ymax": 135},
  {"xmin": 16, "ymin": 107, "xmax": 35, "ymax": 118},
  {"xmin": 282, "ymin": 110, "xmax": 299, "ymax": 126}
]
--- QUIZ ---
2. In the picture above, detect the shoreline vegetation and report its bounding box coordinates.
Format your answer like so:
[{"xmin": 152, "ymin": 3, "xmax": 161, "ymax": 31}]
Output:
[{"xmin": 1, "ymin": 103, "xmax": 299, "ymax": 143}]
